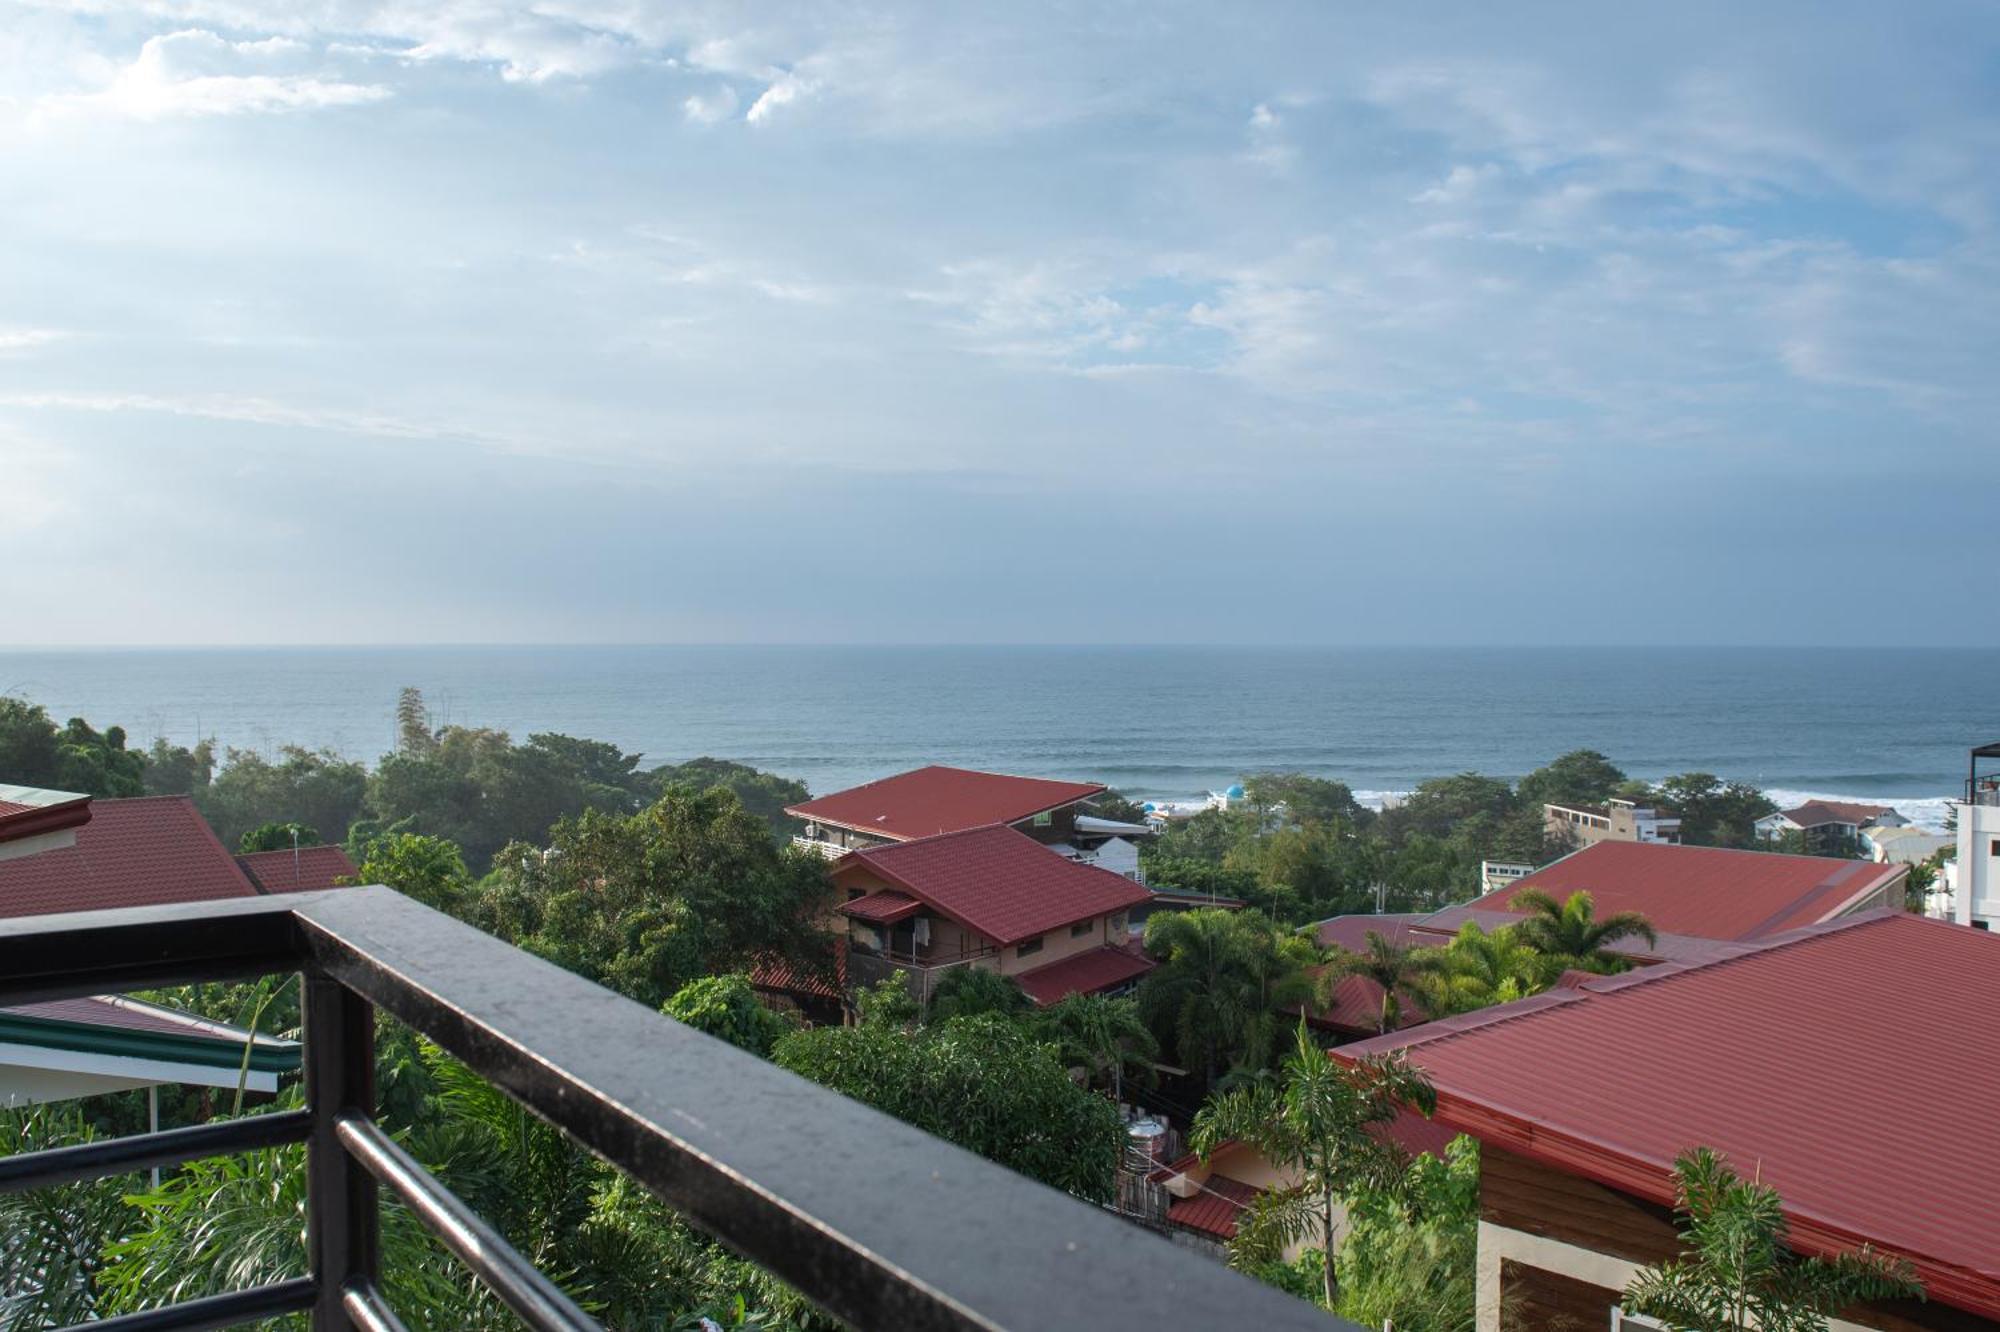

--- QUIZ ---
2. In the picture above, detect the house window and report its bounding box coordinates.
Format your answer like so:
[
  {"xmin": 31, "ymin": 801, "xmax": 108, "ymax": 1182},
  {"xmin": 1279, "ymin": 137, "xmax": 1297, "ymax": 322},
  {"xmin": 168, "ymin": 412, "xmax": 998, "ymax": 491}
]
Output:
[
  {"xmin": 1990, "ymin": 838, "xmax": 2000, "ymax": 858},
  {"xmin": 1032, "ymin": 811, "xmax": 1053, "ymax": 828},
  {"xmin": 1109, "ymin": 913, "xmax": 1126, "ymax": 933},
  {"xmin": 1071, "ymin": 920, "xmax": 1094, "ymax": 939},
  {"xmin": 1016, "ymin": 935, "xmax": 1044, "ymax": 959}
]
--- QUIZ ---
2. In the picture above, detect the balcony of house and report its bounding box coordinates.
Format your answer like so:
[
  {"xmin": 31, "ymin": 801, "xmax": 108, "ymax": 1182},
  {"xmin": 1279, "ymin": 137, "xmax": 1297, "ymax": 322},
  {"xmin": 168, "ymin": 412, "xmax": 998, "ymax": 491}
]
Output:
[
  {"xmin": 0, "ymin": 884, "xmax": 1347, "ymax": 1331},
  {"xmin": 843, "ymin": 903, "xmax": 1000, "ymax": 1000}
]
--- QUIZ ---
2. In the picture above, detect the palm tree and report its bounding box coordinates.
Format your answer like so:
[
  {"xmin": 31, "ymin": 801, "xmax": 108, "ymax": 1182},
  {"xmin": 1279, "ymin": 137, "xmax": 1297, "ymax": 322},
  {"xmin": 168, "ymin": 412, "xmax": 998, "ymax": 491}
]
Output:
[
  {"xmin": 1325, "ymin": 930, "xmax": 1443, "ymax": 1033},
  {"xmin": 1037, "ymin": 992, "xmax": 1160, "ymax": 1106},
  {"xmin": 1416, "ymin": 922, "xmax": 1549, "ymax": 1018},
  {"xmin": 1193, "ymin": 1022, "xmax": 1437, "ymax": 1310},
  {"xmin": 1508, "ymin": 888, "xmax": 1656, "ymax": 970},
  {"xmin": 1138, "ymin": 909, "xmax": 1318, "ymax": 1086},
  {"xmin": 1625, "ymin": 1147, "xmax": 1920, "ymax": 1330}
]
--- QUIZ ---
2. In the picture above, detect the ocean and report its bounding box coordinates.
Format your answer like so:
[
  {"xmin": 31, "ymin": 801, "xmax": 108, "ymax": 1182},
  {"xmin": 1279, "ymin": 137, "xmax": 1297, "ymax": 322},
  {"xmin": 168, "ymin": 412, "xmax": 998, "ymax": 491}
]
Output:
[{"xmin": 2, "ymin": 646, "xmax": 1992, "ymax": 829}]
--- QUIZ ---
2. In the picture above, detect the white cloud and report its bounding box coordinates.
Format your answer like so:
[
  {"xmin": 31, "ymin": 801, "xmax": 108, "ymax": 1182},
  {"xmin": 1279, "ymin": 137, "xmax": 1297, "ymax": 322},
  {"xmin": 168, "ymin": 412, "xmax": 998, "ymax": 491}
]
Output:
[
  {"xmin": 745, "ymin": 71, "xmax": 816, "ymax": 125},
  {"xmin": 0, "ymin": 328, "xmax": 70, "ymax": 352},
  {"xmin": 682, "ymin": 85, "xmax": 738, "ymax": 125},
  {"xmin": 38, "ymin": 29, "xmax": 387, "ymax": 120}
]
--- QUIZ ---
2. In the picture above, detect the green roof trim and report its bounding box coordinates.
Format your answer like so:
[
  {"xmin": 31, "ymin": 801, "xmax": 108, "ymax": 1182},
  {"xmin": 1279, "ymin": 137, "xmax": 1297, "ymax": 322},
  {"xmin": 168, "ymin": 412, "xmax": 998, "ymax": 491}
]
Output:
[{"xmin": 0, "ymin": 1013, "xmax": 300, "ymax": 1076}]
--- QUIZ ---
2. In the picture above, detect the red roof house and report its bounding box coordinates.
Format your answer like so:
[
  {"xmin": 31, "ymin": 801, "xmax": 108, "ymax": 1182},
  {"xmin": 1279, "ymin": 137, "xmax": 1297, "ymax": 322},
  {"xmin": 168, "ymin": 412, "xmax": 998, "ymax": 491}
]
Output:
[
  {"xmin": 0, "ymin": 784, "xmax": 93, "ymax": 855},
  {"xmin": 236, "ymin": 844, "xmax": 359, "ymax": 895},
  {"xmin": 0, "ymin": 796, "xmax": 261, "ymax": 920},
  {"xmin": 789, "ymin": 765, "xmax": 1106, "ymax": 852},
  {"xmin": 1415, "ymin": 840, "xmax": 1909, "ymax": 962},
  {"xmin": 1340, "ymin": 912, "xmax": 2000, "ymax": 1328},
  {"xmin": 832, "ymin": 824, "xmax": 1153, "ymax": 1007}
]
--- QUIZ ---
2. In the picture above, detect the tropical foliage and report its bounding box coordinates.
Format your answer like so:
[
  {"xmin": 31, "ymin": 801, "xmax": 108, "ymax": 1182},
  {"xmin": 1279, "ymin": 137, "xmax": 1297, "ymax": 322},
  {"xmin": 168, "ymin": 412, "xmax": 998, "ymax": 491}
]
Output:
[
  {"xmin": 1323, "ymin": 929, "xmax": 1442, "ymax": 1034},
  {"xmin": 1508, "ymin": 887, "xmax": 1658, "ymax": 970},
  {"xmin": 772, "ymin": 1014, "xmax": 1125, "ymax": 1202},
  {"xmin": 1624, "ymin": 1147, "xmax": 1922, "ymax": 1331},
  {"xmin": 1192, "ymin": 1022, "xmax": 1437, "ymax": 1307},
  {"xmin": 1138, "ymin": 909, "xmax": 1319, "ymax": 1085}
]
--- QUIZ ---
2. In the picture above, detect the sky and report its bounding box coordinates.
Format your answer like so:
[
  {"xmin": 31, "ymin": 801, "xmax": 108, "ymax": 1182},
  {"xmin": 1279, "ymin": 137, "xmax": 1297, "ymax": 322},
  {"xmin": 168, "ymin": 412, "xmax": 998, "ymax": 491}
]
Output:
[{"xmin": 2, "ymin": 2, "xmax": 1997, "ymax": 647}]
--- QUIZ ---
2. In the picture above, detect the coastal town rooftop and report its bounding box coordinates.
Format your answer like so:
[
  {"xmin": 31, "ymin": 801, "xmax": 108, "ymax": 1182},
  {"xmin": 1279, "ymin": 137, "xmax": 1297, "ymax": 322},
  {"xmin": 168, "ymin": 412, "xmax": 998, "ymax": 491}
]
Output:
[
  {"xmin": 787, "ymin": 764, "xmax": 1106, "ymax": 841},
  {"xmin": 1339, "ymin": 911, "xmax": 2000, "ymax": 1323}
]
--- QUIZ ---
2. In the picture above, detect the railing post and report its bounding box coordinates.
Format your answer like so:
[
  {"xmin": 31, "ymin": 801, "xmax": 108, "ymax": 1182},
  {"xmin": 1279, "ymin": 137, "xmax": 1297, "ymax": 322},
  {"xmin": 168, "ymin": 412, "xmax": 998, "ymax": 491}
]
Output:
[{"xmin": 305, "ymin": 972, "xmax": 377, "ymax": 1329}]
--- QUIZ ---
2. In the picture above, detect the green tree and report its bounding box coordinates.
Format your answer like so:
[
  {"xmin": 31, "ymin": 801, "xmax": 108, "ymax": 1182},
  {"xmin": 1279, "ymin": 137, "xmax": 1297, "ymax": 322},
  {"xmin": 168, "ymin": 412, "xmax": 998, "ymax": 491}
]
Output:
[
  {"xmin": 396, "ymin": 686, "xmax": 437, "ymax": 755},
  {"xmin": 1242, "ymin": 773, "xmax": 1371, "ymax": 829},
  {"xmin": 236, "ymin": 821, "xmax": 320, "ymax": 854},
  {"xmin": 774, "ymin": 1014, "xmax": 1124, "ymax": 1201},
  {"xmin": 647, "ymin": 757, "xmax": 812, "ymax": 839},
  {"xmin": 199, "ymin": 746, "xmax": 368, "ymax": 850},
  {"xmin": 1325, "ymin": 930, "xmax": 1443, "ymax": 1034},
  {"xmin": 1509, "ymin": 888, "xmax": 1657, "ymax": 970},
  {"xmin": 1515, "ymin": 750, "xmax": 1626, "ymax": 810},
  {"xmin": 1088, "ymin": 788, "xmax": 1151, "ymax": 824},
  {"xmin": 1137, "ymin": 909, "xmax": 1318, "ymax": 1085},
  {"xmin": 141, "ymin": 737, "xmax": 215, "ymax": 797},
  {"xmin": 52, "ymin": 716, "xmax": 148, "ymax": 797},
  {"xmin": 850, "ymin": 974, "xmax": 921, "ymax": 1029},
  {"xmin": 0, "ymin": 696, "xmax": 63, "ymax": 787},
  {"xmin": 1382, "ymin": 773, "xmax": 1516, "ymax": 845},
  {"xmin": 1193, "ymin": 1023, "xmax": 1437, "ymax": 1308},
  {"xmin": 1625, "ymin": 1147, "xmax": 1921, "ymax": 1331},
  {"xmin": 1416, "ymin": 922, "xmax": 1549, "ymax": 1018},
  {"xmin": 1036, "ymin": 992, "xmax": 1159, "ymax": 1105},
  {"xmin": 0, "ymin": 1104, "xmax": 132, "ymax": 1326},
  {"xmin": 1327, "ymin": 1134, "xmax": 1480, "ymax": 1332},
  {"xmin": 663, "ymin": 974, "xmax": 795, "ymax": 1057},
  {"xmin": 1654, "ymin": 773, "xmax": 1778, "ymax": 848},
  {"xmin": 927, "ymin": 965, "xmax": 1031, "ymax": 1022},
  {"xmin": 347, "ymin": 831, "xmax": 475, "ymax": 915},
  {"xmin": 470, "ymin": 789, "xmax": 829, "ymax": 1009}
]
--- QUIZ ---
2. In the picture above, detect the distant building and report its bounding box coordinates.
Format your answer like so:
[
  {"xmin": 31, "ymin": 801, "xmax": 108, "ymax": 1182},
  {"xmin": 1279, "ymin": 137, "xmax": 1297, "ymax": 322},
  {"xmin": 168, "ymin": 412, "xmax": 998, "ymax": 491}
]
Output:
[
  {"xmin": 1479, "ymin": 859, "xmax": 1534, "ymax": 893},
  {"xmin": 1756, "ymin": 799, "xmax": 1908, "ymax": 852},
  {"xmin": 1543, "ymin": 797, "xmax": 1681, "ymax": 847},
  {"xmin": 786, "ymin": 765, "xmax": 1109, "ymax": 858},
  {"xmin": 1946, "ymin": 741, "xmax": 2000, "ymax": 932},
  {"xmin": 1860, "ymin": 823, "xmax": 1951, "ymax": 865}
]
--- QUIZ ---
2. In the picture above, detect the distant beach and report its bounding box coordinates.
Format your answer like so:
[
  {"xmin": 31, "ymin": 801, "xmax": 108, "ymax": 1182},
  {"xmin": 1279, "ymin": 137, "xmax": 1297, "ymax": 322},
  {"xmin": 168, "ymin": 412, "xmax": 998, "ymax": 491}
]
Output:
[{"xmin": 3, "ymin": 644, "xmax": 1991, "ymax": 832}]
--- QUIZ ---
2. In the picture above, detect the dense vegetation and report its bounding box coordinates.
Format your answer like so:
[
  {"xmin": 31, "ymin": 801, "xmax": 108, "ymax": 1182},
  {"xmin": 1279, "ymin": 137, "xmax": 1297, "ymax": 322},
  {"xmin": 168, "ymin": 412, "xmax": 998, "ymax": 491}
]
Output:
[{"xmin": 0, "ymin": 691, "xmax": 1906, "ymax": 1328}]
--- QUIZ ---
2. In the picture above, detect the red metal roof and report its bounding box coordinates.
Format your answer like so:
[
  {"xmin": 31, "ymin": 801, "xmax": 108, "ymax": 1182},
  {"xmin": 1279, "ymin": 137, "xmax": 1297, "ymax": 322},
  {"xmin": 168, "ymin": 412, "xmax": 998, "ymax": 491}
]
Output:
[
  {"xmin": 1166, "ymin": 1173, "xmax": 1263, "ymax": 1240},
  {"xmin": 1313, "ymin": 913, "xmax": 1427, "ymax": 953},
  {"xmin": 1466, "ymin": 840, "xmax": 1905, "ymax": 943},
  {"xmin": 1013, "ymin": 944, "xmax": 1155, "ymax": 1006},
  {"xmin": 787, "ymin": 766, "xmax": 1105, "ymax": 842},
  {"xmin": 1777, "ymin": 799, "xmax": 1896, "ymax": 829},
  {"xmin": 236, "ymin": 844, "xmax": 358, "ymax": 895},
  {"xmin": 0, "ymin": 796, "xmax": 258, "ymax": 920},
  {"xmin": 834, "ymin": 824, "xmax": 1150, "ymax": 946},
  {"xmin": 750, "ymin": 939, "xmax": 848, "ymax": 1002},
  {"xmin": 1338, "ymin": 912, "xmax": 2000, "ymax": 1321},
  {"xmin": 0, "ymin": 785, "xmax": 92, "ymax": 846},
  {"xmin": 1299, "ymin": 970, "xmax": 1423, "ymax": 1035},
  {"xmin": 839, "ymin": 891, "xmax": 925, "ymax": 924}
]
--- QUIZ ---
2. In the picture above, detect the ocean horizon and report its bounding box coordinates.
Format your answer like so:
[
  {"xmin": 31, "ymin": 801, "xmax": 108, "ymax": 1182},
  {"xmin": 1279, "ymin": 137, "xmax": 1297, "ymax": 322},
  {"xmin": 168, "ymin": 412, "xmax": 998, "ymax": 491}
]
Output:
[{"xmin": 4, "ymin": 644, "xmax": 1993, "ymax": 831}]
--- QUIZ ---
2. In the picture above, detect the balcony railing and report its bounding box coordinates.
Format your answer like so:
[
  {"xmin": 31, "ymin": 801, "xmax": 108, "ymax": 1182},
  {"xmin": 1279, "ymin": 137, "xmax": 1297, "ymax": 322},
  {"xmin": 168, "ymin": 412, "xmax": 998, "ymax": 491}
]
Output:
[{"xmin": 0, "ymin": 886, "xmax": 1346, "ymax": 1331}]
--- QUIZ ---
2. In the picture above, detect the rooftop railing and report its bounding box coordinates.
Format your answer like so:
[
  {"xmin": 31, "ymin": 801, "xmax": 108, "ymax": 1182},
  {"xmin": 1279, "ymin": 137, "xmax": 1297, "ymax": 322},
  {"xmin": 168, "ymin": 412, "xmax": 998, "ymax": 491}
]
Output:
[{"xmin": 0, "ymin": 886, "xmax": 1347, "ymax": 1331}]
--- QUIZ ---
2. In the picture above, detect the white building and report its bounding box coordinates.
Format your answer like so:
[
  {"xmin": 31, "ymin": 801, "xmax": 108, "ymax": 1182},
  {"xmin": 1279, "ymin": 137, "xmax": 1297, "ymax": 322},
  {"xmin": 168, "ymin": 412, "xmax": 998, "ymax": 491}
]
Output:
[{"xmin": 1948, "ymin": 742, "xmax": 2000, "ymax": 932}]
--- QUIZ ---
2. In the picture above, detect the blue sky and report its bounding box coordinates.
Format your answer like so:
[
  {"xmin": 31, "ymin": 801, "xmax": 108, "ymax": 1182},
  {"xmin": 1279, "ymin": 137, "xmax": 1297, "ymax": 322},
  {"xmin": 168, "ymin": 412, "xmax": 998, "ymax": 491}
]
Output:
[{"xmin": 2, "ymin": 1, "xmax": 1996, "ymax": 646}]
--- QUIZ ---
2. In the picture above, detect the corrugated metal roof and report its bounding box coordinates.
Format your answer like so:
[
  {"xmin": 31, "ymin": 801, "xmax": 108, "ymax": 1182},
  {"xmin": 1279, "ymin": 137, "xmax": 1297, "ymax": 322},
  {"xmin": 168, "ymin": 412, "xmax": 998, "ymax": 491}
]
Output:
[
  {"xmin": 236, "ymin": 844, "xmax": 358, "ymax": 895},
  {"xmin": 1465, "ymin": 840, "xmax": 1905, "ymax": 942},
  {"xmin": 1313, "ymin": 913, "xmax": 1427, "ymax": 953},
  {"xmin": 840, "ymin": 891, "xmax": 925, "ymax": 924},
  {"xmin": 787, "ymin": 766, "xmax": 1105, "ymax": 842},
  {"xmin": 1338, "ymin": 912, "xmax": 2000, "ymax": 1321},
  {"xmin": 835, "ymin": 825, "xmax": 1150, "ymax": 946},
  {"xmin": 1013, "ymin": 944, "xmax": 1154, "ymax": 1006},
  {"xmin": 1166, "ymin": 1173, "xmax": 1262, "ymax": 1239},
  {"xmin": 0, "ymin": 796, "xmax": 258, "ymax": 919}
]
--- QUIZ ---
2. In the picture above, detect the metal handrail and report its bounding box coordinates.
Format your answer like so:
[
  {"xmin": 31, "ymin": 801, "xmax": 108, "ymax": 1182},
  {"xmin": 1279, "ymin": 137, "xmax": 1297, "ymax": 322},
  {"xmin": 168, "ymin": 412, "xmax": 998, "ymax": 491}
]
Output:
[{"xmin": 0, "ymin": 887, "xmax": 1350, "ymax": 1331}]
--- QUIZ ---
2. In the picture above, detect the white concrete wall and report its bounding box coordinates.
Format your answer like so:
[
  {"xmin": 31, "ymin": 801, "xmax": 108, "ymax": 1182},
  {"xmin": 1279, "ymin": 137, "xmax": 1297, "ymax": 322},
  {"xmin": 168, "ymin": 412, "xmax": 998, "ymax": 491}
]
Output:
[{"xmin": 1956, "ymin": 801, "xmax": 2000, "ymax": 930}]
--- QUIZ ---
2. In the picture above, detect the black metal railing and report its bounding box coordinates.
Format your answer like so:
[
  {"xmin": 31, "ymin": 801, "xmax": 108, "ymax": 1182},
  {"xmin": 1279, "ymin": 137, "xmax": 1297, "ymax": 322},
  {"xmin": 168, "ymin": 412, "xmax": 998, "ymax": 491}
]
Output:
[{"xmin": 0, "ymin": 886, "xmax": 1347, "ymax": 1331}]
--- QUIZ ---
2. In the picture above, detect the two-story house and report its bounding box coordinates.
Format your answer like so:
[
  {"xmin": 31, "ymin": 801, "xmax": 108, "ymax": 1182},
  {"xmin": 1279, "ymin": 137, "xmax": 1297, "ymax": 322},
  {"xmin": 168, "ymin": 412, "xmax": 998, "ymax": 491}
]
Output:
[{"xmin": 833, "ymin": 823, "xmax": 1154, "ymax": 1009}]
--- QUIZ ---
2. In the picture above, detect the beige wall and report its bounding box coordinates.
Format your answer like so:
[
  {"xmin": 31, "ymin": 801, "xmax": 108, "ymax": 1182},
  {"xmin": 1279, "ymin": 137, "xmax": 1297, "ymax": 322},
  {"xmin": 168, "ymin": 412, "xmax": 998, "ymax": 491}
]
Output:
[{"xmin": 995, "ymin": 910, "xmax": 1125, "ymax": 976}]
